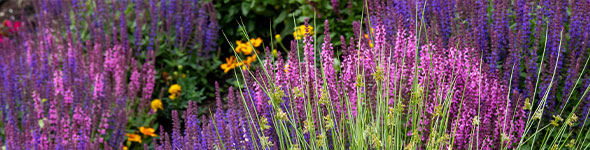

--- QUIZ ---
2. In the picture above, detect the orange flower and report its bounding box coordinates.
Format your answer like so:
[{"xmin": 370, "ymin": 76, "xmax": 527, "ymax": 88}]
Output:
[
  {"xmin": 364, "ymin": 34, "xmax": 374, "ymax": 48},
  {"xmin": 125, "ymin": 133, "xmax": 142, "ymax": 143},
  {"xmin": 236, "ymin": 44, "xmax": 253, "ymax": 55},
  {"xmin": 245, "ymin": 54, "xmax": 257, "ymax": 66},
  {"xmin": 139, "ymin": 127, "xmax": 157, "ymax": 137},
  {"xmin": 235, "ymin": 40, "xmax": 245, "ymax": 53},
  {"xmin": 250, "ymin": 37, "xmax": 263, "ymax": 47},
  {"xmin": 235, "ymin": 40, "xmax": 254, "ymax": 55},
  {"xmin": 220, "ymin": 56, "xmax": 237, "ymax": 73}
]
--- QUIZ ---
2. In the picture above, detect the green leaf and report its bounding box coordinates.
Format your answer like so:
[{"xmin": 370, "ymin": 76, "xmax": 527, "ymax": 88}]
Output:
[
  {"xmin": 163, "ymin": 59, "xmax": 175, "ymax": 66},
  {"xmin": 333, "ymin": 58, "xmax": 341, "ymax": 72},
  {"xmin": 241, "ymin": 2, "xmax": 250, "ymax": 16},
  {"xmin": 273, "ymin": 11, "xmax": 287, "ymax": 27},
  {"xmin": 228, "ymin": 5, "xmax": 237, "ymax": 16}
]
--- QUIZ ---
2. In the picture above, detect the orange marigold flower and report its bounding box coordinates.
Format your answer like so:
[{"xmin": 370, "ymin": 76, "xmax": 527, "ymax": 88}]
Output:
[
  {"xmin": 246, "ymin": 54, "xmax": 257, "ymax": 66},
  {"xmin": 139, "ymin": 127, "xmax": 157, "ymax": 137},
  {"xmin": 250, "ymin": 37, "xmax": 263, "ymax": 48},
  {"xmin": 236, "ymin": 44, "xmax": 253, "ymax": 55},
  {"xmin": 220, "ymin": 56, "xmax": 237, "ymax": 73},
  {"xmin": 125, "ymin": 133, "xmax": 142, "ymax": 143}
]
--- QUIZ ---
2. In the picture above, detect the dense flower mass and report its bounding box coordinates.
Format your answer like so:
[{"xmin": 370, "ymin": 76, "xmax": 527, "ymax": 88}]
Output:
[{"xmin": 2, "ymin": 0, "xmax": 590, "ymax": 149}]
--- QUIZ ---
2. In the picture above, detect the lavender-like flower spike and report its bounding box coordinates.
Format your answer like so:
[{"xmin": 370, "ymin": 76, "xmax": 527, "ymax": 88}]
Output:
[
  {"xmin": 331, "ymin": 0, "xmax": 339, "ymax": 14},
  {"xmin": 147, "ymin": 0, "xmax": 159, "ymax": 51},
  {"xmin": 171, "ymin": 110, "xmax": 184, "ymax": 149},
  {"xmin": 168, "ymin": 0, "xmax": 176, "ymax": 32},
  {"xmin": 321, "ymin": 20, "xmax": 340, "ymax": 117},
  {"xmin": 302, "ymin": 18, "xmax": 319, "ymax": 101},
  {"xmin": 134, "ymin": 3, "xmax": 144, "ymax": 52},
  {"xmin": 579, "ymin": 79, "xmax": 590, "ymax": 126},
  {"xmin": 142, "ymin": 51, "xmax": 156, "ymax": 108},
  {"xmin": 118, "ymin": 0, "xmax": 129, "ymax": 49},
  {"xmin": 203, "ymin": 3, "xmax": 220, "ymax": 57},
  {"xmin": 226, "ymin": 86, "xmax": 239, "ymax": 149},
  {"xmin": 128, "ymin": 59, "xmax": 141, "ymax": 99},
  {"xmin": 214, "ymin": 81, "xmax": 226, "ymax": 146}
]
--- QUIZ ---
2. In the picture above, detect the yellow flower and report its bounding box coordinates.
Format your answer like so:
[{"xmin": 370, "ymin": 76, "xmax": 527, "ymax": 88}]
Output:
[
  {"xmin": 168, "ymin": 84, "xmax": 181, "ymax": 100},
  {"xmin": 126, "ymin": 133, "xmax": 142, "ymax": 143},
  {"xmin": 250, "ymin": 37, "xmax": 262, "ymax": 48},
  {"xmin": 293, "ymin": 31, "xmax": 299, "ymax": 40},
  {"xmin": 169, "ymin": 94, "xmax": 177, "ymax": 100},
  {"xmin": 550, "ymin": 115, "xmax": 563, "ymax": 127},
  {"xmin": 293, "ymin": 25, "xmax": 313, "ymax": 40},
  {"xmin": 284, "ymin": 64, "xmax": 289, "ymax": 73},
  {"xmin": 169, "ymin": 84, "xmax": 181, "ymax": 95},
  {"xmin": 139, "ymin": 127, "xmax": 157, "ymax": 137},
  {"xmin": 272, "ymin": 49, "xmax": 278, "ymax": 58},
  {"xmin": 275, "ymin": 34, "xmax": 281, "ymax": 41},
  {"xmin": 150, "ymin": 99, "xmax": 163, "ymax": 112},
  {"xmin": 123, "ymin": 146, "xmax": 128, "ymax": 150},
  {"xmin": 220, "ymin": 56, "xmax": 237, "ymax": 73}
]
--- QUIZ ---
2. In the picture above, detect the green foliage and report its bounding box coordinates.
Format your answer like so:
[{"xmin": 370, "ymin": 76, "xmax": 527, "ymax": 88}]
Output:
[{"xmin": 215, "ymin": 0, "xmax": 363, "ymax": 55}]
